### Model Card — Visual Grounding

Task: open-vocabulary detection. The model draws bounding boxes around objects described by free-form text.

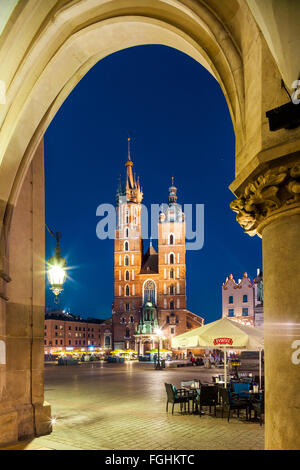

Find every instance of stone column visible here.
[231,160,300,450]
[0,140,51,446]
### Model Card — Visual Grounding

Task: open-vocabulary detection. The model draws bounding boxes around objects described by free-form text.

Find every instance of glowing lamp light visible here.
[46,229,67,303]
[154,327,163,337]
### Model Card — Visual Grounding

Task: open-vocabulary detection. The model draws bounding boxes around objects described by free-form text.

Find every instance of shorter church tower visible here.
[157,180,188,346]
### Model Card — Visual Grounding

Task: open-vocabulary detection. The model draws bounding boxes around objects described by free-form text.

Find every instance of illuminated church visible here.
[112,139,204,353]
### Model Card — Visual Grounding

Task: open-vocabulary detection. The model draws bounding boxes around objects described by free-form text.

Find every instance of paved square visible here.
[5,362,264,450]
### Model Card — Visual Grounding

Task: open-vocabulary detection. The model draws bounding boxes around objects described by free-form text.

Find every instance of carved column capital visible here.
[230,161,300,236]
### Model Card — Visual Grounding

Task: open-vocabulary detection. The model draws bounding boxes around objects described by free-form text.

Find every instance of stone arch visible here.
[0,0,299,451]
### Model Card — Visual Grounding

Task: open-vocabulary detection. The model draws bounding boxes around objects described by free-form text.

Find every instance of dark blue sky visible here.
[44,45,262,323]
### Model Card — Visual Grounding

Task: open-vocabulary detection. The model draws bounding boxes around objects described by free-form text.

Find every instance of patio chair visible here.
[165,383,190,415]
[219,387,250,422]
[250,395,264,426]
[232,382,251,398]
[194,385,219,417]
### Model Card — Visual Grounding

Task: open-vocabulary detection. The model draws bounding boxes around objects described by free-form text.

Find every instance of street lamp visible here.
[154,327,163,370]
[46,225,67,303]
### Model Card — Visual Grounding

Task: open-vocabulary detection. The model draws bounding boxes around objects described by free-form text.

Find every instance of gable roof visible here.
[141,245,158,274]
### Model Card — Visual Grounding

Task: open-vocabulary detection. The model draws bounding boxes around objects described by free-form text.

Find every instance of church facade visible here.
[112,141,204,353]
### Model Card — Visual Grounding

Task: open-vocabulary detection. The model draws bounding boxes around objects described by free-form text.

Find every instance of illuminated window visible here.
[242,308,249,316]
[143,280,156,304]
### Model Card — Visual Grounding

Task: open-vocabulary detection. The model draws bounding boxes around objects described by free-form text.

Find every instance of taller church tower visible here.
[112,139,144,349]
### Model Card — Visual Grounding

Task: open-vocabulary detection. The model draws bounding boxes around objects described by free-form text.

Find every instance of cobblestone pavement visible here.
[4,362,264,450]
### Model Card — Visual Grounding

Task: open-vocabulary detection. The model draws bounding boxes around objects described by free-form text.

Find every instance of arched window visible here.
[143,280,156,304]
[124,241,129,251]
[125,285,130,296]
[169,234,174,245]
[124,255,129,266]
[125,227,129,238]
[125,207,129,224]
[169,253,175,264]
[170,269,174,279]
[125,270,130,281]
[130,316,134,323]
[170,284,174,295]
[170,300,174,310]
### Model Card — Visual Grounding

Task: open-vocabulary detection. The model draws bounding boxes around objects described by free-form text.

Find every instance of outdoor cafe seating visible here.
[165,375,264,424]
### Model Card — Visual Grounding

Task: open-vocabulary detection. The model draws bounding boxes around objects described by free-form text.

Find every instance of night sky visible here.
[44,45,262,323]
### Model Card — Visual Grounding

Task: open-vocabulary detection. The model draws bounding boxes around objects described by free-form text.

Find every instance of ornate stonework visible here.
[230,162,300,236]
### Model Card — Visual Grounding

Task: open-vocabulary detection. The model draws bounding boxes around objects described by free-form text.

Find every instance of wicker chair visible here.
[194,385,219,417]
[219,387,250,422]
[250,395,264,426]
[165,383,190,415]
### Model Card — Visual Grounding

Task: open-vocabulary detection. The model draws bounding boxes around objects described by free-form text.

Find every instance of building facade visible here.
[222,269,264,327]
[44,310,112,354]
[112,142,204,353]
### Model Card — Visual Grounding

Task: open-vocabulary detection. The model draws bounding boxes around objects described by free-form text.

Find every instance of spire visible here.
[125,137,134,189]
[123,137,143,203]
[168,176,178,204]
[127,136,132,161]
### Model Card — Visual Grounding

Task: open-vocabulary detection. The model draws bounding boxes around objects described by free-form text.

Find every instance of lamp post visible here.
[46,224,67,303]
[154,327,163,370]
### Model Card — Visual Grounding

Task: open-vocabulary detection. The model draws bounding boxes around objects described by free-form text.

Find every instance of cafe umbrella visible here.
[172,318,264,388]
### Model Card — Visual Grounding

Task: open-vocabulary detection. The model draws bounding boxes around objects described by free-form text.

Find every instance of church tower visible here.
[112,138,143,349]
[157,179,187,344]
[112,146,204,352]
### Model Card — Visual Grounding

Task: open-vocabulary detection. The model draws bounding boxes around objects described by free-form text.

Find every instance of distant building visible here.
[44,309,112,354]
[222,269,264,327]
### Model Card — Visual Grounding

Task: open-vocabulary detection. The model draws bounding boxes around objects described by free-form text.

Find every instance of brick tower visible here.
[112,142,203,352]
